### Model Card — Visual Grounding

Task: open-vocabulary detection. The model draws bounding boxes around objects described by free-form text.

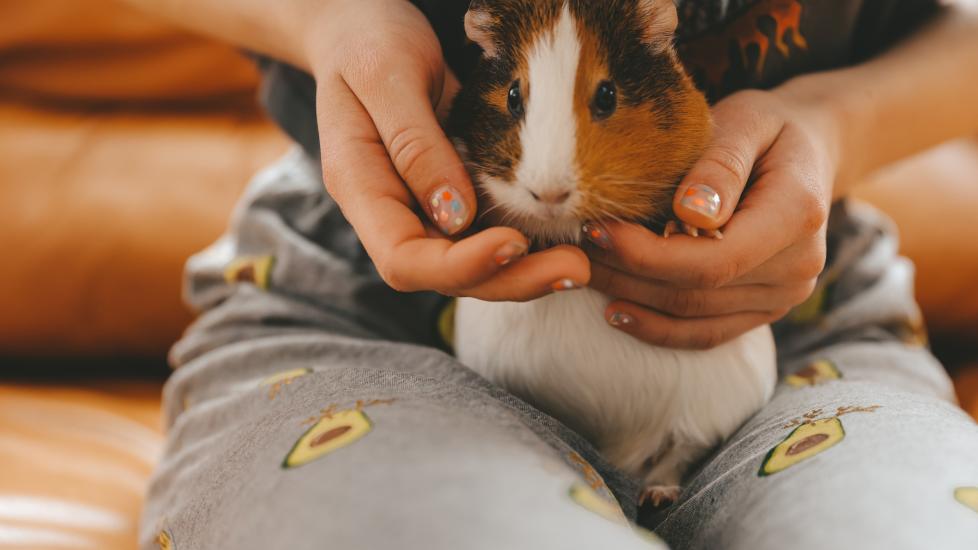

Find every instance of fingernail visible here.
[680,184,721,220]
[429,185,468,235]
[493,241,528,266]
[551,279,580,292]
[608,312,636,328]
[582,222,612,250]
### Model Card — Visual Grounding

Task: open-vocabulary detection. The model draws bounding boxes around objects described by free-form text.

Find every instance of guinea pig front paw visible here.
[639,484,681,508]
[663,220,723,240]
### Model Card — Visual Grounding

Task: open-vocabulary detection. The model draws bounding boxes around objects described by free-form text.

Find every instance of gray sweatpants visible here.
[141,149,978,550]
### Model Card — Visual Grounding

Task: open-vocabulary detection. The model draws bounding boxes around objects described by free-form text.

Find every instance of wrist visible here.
[773,71,859,198]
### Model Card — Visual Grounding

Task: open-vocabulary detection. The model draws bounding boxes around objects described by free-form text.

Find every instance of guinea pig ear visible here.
[636,0,679,52]
[464,5,499,59]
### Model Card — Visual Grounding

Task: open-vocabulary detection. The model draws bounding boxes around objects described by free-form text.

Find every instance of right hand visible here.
[306,0,589,300]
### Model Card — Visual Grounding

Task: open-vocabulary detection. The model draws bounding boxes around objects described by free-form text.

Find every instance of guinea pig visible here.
[449,0,777,507]
[448,0,714,244]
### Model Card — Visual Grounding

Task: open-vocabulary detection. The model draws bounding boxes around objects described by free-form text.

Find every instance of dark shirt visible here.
[259,0,939,159]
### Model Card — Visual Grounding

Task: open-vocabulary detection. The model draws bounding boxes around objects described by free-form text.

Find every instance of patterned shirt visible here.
[257,0,940,160]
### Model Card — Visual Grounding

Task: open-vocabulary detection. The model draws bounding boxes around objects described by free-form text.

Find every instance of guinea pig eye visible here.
[507,80,525,119]
[591,81,617,120]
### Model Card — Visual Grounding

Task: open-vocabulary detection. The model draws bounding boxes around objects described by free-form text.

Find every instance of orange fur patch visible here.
[574,22,711,224]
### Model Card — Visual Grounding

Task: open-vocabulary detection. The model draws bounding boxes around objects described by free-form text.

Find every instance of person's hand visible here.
[307,0,588,300]
[585,88,838,349]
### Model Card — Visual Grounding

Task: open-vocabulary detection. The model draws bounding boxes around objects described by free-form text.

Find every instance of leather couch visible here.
[0,2,974,549]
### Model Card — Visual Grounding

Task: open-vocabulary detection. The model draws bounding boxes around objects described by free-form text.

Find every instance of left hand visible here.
[585,88,839,350]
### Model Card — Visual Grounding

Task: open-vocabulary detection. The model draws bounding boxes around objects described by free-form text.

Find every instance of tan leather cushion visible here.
[0,100,289,357]
[0,0,260,104]
[0,382,163,550]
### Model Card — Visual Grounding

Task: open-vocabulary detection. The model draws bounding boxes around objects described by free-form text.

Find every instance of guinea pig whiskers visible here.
[477,200,508,222]
[582,193,640,221]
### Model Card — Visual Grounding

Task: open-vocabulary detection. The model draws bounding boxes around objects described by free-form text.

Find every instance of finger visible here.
[673,93,784,230]
[604,301,783,350]
[343,56,474,236]
[460,245,591,302]
[590,263,814,317]
[730,230,827,286]
[318,77,530,292]
[587,149,825,289]
[434,68,461,124]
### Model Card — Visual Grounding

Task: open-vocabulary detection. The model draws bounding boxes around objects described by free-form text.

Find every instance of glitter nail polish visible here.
[551,279,580,292]
[582,222,612,250]
[430,185,468,235]
[609,312,636,327]
[679,184,721,220]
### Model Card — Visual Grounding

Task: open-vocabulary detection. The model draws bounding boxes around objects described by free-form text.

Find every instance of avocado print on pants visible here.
[284,399,395,469]
[760,405,881,476]
[283,409,372,469]
[261,367,312,400]
[567,484,668,548]
[759,418,844,476]
[569,483,628,525]
[156,529,174,550]
[785,360,842,387]
[224,255,275,290]
[956,487,978,514]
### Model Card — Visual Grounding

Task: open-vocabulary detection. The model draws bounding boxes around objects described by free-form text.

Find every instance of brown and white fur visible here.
[448,0,776,506]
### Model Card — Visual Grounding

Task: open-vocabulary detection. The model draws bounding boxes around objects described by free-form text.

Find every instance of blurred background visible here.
[0,1,975,549]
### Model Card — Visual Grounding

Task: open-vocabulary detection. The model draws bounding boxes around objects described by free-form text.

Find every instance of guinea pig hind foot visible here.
[636,439,709,508]
[639,485,681,508]
[664,220,723,240]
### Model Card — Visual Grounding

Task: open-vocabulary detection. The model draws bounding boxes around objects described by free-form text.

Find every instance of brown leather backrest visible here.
[0,0,261,104]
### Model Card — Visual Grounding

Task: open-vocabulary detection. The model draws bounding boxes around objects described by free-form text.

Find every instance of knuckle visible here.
[701,144,751,185]
[665,290,702,317]
[798,190,829,235]
[387,125,438,183]
[797,252,827,280]
[695,261,738,289]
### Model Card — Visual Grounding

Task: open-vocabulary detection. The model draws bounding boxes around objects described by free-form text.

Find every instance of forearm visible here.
[119,0,330,71]
[777,3,978,197]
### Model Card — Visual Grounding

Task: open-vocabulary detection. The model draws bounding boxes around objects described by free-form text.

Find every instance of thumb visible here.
[346,60,475,237]
[673,98,781,230]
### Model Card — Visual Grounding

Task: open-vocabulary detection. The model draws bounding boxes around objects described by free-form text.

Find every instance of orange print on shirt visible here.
[680,0,808,88]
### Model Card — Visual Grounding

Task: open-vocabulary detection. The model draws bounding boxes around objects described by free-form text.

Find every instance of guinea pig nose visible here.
[532,190,572,205]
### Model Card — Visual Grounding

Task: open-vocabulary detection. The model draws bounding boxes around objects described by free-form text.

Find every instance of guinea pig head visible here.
[449,0,711,245]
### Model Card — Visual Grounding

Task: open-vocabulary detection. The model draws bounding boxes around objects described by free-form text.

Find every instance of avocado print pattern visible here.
[785,360,842,388]
[568,483,668,547]
[760,405,881,476]
[566,451,608,493]
[955,487,978,514]
[224,255,275,290]
[759,418,844,476]
[262,368,313,400]
[569,483,628,525]
[156,529,174,550]
[283,409,373,469]
[284,399,396,469]
[438,299,457,349]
